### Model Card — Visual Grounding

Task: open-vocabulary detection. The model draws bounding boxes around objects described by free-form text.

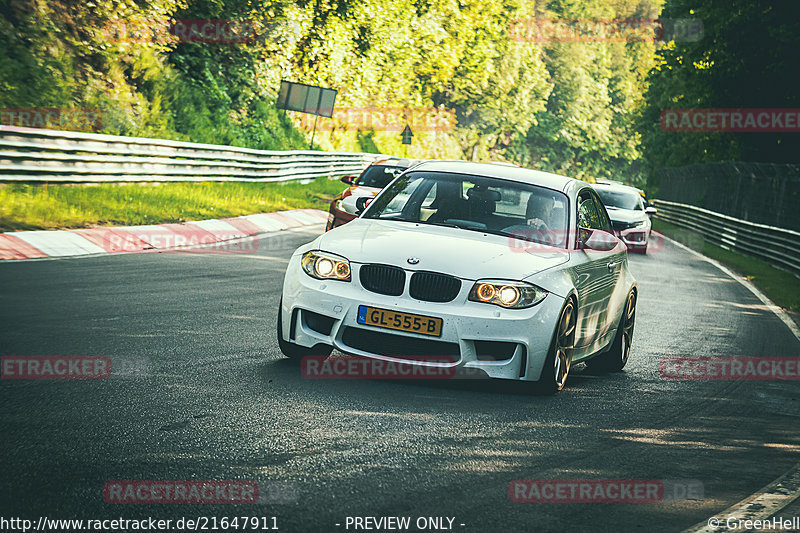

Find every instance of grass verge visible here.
[0,178,347,231]
[653,218,800,313]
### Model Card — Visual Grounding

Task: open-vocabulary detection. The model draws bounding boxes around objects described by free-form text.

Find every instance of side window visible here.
[577,192,602,230]
[591,191,614,233]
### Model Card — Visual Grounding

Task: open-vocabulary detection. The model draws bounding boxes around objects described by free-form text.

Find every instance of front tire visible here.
[586,290,636,372]
[533,298,576,395]
[277,300,333,360]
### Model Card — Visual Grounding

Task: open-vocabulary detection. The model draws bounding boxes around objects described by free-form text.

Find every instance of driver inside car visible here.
[519,192,564,247]
[526,193,557,231]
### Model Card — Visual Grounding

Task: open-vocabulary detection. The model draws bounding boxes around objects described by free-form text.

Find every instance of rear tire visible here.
[277,300,333,360]
[533,298,576,395]
[586,290,636,372]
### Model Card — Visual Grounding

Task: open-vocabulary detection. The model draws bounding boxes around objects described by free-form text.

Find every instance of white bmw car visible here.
[278,161,637,393]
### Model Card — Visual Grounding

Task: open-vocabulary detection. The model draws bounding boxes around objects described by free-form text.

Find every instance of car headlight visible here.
[468,280,547,309]
[630,219,647,229]
[301,251,351,281]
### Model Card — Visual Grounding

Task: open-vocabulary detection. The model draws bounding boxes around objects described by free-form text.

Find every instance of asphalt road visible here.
[1,226,799,532]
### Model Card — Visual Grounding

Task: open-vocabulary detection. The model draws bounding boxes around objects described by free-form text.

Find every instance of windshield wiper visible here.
[372,217,462,229]
[372,216,417,223]
[422,220,462,229]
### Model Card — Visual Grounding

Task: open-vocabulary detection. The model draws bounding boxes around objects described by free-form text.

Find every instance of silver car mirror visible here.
[579,227,619,252]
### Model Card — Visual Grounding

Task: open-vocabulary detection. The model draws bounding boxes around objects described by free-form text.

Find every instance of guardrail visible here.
[654,199,800,276]
[0,126,384,182]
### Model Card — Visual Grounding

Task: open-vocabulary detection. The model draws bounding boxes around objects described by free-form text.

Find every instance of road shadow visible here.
[262,356,623,398]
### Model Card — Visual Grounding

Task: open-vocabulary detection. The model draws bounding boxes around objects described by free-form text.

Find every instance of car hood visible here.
[342,186,381,200]
[316,219,569,281]
[604,207,647,224]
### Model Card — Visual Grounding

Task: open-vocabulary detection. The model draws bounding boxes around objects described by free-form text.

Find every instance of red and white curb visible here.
[0,208,328,260]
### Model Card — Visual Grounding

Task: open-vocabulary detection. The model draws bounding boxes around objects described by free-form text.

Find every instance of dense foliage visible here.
[639,0,800,181]
[1,0,664,183]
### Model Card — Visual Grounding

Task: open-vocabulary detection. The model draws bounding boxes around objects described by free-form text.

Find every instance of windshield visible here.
[595,188,643,211]
[356,164,407,188]
[363,171,570,249]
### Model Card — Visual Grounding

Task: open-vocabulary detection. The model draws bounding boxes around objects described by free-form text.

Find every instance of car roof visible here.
[407,160,579,193]
[593,180,644,195]
[370,157,422,168]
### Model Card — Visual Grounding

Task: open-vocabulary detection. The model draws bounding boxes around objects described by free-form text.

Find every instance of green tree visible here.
[640,0,800,185]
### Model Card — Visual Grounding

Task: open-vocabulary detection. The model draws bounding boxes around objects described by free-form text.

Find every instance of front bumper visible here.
[280,256,565,382]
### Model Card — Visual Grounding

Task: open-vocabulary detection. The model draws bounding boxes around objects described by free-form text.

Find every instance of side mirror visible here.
[645,206,657,216]
[355,196,372,214]
[578,227,619,252]
[340,175,356,185]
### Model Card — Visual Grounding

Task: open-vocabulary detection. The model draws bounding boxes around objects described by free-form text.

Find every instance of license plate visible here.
[357,305,443,337]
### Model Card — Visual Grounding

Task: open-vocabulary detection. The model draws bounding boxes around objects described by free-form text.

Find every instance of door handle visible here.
[607,261,620,271]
